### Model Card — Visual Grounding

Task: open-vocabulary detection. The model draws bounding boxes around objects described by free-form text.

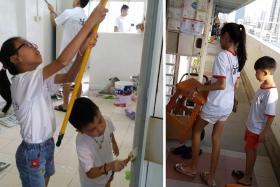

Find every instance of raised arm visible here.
[47,2,58,26]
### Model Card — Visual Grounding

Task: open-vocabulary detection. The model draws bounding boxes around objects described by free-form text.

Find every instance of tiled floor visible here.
[166,42,279,187]
[166,143,279,187]
[0,92,135,187]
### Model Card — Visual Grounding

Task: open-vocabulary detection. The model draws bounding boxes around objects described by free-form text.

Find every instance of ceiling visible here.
[214,0,256,13]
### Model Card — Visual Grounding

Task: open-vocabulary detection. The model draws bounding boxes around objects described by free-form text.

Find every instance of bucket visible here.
[114,81,134,107]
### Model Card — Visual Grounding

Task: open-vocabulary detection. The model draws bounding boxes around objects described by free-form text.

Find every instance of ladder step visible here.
[166,63,175,66]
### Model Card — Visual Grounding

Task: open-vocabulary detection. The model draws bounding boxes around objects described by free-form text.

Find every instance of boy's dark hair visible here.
[254,56,277,73]
[221,23,247,72]
[80,0,89,8]
[121,4,129,11]
[69,97,99,130]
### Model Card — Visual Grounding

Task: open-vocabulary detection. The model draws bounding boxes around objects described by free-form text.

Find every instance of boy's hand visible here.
[110,160,126,172]
[91,3,108,24]
[259,131,266,143]
[112,141,119,157]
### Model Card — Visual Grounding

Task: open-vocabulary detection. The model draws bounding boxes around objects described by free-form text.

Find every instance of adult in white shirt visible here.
[47,0,89,112]
[114,4,131,32]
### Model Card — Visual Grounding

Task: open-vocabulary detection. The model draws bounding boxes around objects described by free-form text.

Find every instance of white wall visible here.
[0,0,55,65]
[88,33,144,89]
[0,0,18,44]
[244,33,280,144]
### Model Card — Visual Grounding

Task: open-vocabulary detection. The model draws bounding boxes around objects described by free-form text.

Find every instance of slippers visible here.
[200,171,216,187]
[232,170,244,180]
[174,163,197,177]
[54,105,67,112]
[0,162,10,172]
[237,178,252,186]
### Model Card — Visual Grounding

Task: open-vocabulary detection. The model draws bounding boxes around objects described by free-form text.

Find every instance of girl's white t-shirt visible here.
[246,87,278,134]
[76,116,115,187]
[11,68,60,143]
[202,50,240,116]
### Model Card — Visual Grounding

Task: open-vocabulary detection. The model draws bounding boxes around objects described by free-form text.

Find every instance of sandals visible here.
[200,171,216,187]
[0,162,10,172]
[175,163,197,177]
[237,177,252,186]
[54,105,67,112]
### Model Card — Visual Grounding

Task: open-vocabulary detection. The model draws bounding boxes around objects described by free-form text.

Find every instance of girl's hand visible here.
[79,33,98,55]
[187,87,199,98]
[91,3,108,24]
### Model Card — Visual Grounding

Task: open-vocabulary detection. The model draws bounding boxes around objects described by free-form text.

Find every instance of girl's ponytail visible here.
[237,24,247,71]
[221,23,247,72]
[0,37,21,75]
[0,37,21,113]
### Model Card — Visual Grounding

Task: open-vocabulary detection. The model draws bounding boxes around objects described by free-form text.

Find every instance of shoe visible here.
[172,145,191,155]
[181,149,202,159]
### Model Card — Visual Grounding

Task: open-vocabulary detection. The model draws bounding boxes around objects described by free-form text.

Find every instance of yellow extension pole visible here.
[56,0,108,147]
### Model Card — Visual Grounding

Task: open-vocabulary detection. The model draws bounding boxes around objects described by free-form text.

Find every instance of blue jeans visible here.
[16,138,55,187]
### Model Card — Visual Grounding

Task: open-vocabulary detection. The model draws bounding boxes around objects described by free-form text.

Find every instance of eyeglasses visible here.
[13,42,38,55]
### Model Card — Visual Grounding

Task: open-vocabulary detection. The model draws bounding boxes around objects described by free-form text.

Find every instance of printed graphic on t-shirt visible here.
[79,18,85,25]
[232,64,239,75]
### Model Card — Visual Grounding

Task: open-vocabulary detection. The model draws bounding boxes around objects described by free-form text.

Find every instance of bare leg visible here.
[45,177,50,187]
[238,149,256,184]
[207,121,225,182]
[190,116,209,170]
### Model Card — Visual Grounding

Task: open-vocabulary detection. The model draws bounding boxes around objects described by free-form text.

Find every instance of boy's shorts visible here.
[16,138,55,187]
[199,111,229,125]
[244,128,259,150]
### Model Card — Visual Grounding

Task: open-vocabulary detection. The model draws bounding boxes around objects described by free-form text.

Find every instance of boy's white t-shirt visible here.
[11,69,60,143]
[246,87,278,134]
[76,116,115,187]
[115,16,131,32]
[202,50,240,116]
[55,7,87,56]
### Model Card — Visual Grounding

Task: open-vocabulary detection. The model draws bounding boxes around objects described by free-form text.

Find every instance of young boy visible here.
[237,56,278,186]
[69,97,128,187]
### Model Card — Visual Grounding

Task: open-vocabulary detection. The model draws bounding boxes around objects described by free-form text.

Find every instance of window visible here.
[85,0,145,33]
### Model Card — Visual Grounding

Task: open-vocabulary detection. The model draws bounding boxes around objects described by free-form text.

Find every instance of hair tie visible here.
[239,24,243,31]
